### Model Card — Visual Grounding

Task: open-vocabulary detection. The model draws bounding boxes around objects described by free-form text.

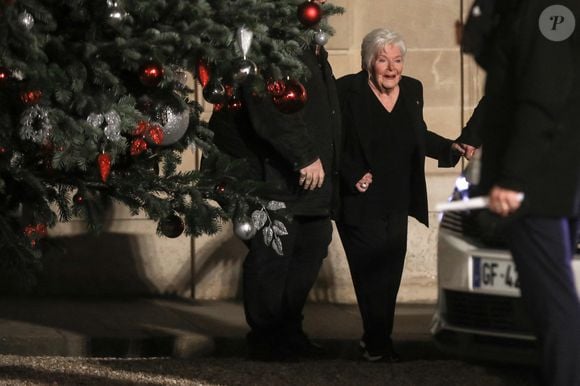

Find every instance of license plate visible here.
[472,256,520,295]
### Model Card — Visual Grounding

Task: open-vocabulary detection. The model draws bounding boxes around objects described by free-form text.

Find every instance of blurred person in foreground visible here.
[462,0,580,384]
[334,27,477,362]
[208,0,341,362]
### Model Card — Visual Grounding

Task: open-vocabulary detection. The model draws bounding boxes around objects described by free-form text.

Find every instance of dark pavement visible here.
[0,299,541,385]
[0,298,437,360]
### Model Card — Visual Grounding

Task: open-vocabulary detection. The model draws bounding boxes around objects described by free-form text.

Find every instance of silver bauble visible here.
[18,11,35,30]
[153,104,190,146]
[314,30,329,46]
[234,220,257,240]
[108,7,128,25]
[232,59,258,83]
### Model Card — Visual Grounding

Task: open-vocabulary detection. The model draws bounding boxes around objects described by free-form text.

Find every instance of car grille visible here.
[439,210,509,248]
[439,211,463,234]
[443,289,535,335]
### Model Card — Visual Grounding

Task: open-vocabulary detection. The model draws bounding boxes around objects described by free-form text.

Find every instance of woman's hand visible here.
[452,142,477,160]
[355,172,373,193]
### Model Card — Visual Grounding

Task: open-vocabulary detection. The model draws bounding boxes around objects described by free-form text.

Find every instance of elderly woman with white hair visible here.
[335,28,474,362]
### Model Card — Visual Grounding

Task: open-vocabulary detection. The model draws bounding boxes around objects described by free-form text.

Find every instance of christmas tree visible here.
[0,0,343,290]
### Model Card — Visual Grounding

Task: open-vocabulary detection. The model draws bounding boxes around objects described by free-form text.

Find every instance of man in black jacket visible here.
[208,21,341,360]
[464,1,580,384]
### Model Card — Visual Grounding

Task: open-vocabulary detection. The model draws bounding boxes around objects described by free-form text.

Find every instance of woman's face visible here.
[371,44,404,92]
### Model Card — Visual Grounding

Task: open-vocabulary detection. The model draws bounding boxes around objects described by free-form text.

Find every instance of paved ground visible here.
[0,298,540,385]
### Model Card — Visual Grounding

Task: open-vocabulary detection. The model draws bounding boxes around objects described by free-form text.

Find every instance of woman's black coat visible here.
[336,71,457,226]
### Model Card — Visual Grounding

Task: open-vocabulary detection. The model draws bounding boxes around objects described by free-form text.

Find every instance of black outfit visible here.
[465,1,580,385]
[209,46,341,359]
[335,71,458,357]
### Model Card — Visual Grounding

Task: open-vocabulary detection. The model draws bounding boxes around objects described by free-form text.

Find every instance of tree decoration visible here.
[131,120,164,153]
[19,105,52,144]
[228,94,243,111]
[20,89,42,105]
[297,1,322,27]
[232,27,258,83]
[139,61,164,87]
[73,192,84,205]
[0,0,345,287]
[158,214,185,238]
[234,218,257,240]
[152,101,189,145]
[18,11,34,30]
[23,223,47,247]
[130,137,148,155]
[106,0,128,26]
[202,78,227,104]
[272,79,308,114]
[266,79,287,97]
[314,30,329,46]
[196,59,210,88]
[0,66,11,85]
[250,201,288,255]
[97,152,112,182]
[215,182,227,194]
[87,111,122,142]
[145,124,164,145]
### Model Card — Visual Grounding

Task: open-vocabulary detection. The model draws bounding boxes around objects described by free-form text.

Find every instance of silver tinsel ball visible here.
[18,11,35,30]
[87,111,122,142]
[153,103,190,145]
[314,30,329,46]
[232,59,258,83]
[234,220,257,240]
[20,105,52,144]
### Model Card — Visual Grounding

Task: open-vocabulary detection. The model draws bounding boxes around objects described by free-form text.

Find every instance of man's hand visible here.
[489,186,523,217]
[355,172,373,193]
[299,158,325,190]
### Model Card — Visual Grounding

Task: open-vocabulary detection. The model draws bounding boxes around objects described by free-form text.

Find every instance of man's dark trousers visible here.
[507,216,580,386]
[243,215,333,346]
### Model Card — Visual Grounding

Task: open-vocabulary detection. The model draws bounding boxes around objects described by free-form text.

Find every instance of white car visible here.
[431,169,580,364]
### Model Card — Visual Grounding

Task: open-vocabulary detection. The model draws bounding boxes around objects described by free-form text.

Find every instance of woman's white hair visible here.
[361,28,407,72]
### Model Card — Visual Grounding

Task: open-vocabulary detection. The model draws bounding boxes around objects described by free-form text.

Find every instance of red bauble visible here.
[20,89,42,105]
[266,79,287,97]
[297,1,322,27]
[196,59,210,88]
[215,182,227,194]
[272,79,308,114]
[146,124,164,145]
[133,120,149,136]
[0,66,10,85]
[130,138,148,155]
[227,95,243,111]
[139,61,164,87]
[97,152,112,182]
[24,223,47,247]
[73,193,84,205]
